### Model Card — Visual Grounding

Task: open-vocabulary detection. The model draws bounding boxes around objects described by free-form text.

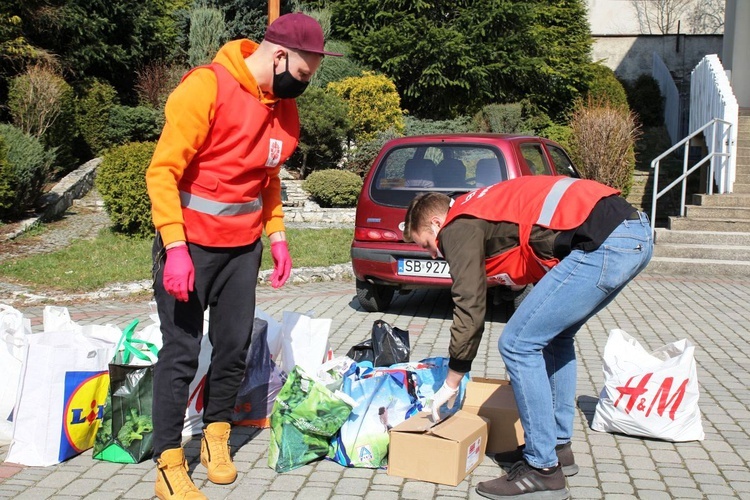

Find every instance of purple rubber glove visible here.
[270,241,292,288]
[163,245,194,302]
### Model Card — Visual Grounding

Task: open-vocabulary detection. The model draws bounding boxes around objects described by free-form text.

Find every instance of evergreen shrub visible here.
[328,72,404,142]
[304,169,363,208]
[290,87,350,178]
[0,123,56,219]
[96,141,156,238]
[473,103,530,134]
[105,105,163,148]
[404,115,474,135]
[587,64,629,110]
[345,128,401,176]
[625,74,664,127]
[77,80,119,156]
[0,138,13,219]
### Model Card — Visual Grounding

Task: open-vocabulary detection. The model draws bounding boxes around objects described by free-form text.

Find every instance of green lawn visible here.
[0,228,353,293]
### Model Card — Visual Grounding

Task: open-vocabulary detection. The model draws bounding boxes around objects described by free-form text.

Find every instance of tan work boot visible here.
[200,422,237,484]
[154,447,206,500]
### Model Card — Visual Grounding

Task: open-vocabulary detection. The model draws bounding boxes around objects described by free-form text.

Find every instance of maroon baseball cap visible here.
[264,12,343,57]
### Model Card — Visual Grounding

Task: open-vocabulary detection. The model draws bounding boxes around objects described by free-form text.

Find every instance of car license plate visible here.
[397,259,451,278]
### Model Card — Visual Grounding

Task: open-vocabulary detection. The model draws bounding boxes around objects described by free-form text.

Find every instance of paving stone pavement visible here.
[1,273,749,499]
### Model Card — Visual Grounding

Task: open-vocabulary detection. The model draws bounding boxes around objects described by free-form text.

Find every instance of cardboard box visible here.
[387,410,489,486]
[462,378,524,453]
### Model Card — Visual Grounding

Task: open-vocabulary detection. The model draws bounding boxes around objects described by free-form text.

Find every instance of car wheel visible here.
[356,279,395,312]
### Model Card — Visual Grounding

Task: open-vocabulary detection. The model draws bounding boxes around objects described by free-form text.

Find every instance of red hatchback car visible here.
[351,133,580,312]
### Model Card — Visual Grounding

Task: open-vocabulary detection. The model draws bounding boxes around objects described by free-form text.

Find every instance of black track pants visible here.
[151,236,262,456]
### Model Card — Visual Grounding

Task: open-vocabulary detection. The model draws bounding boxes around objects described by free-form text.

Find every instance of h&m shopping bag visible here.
[6,330,115,466]
[0,304,32,443]
[94,320,159,463]
[233,318,287,428]
[268,366,355,472]
[591,329,704,442]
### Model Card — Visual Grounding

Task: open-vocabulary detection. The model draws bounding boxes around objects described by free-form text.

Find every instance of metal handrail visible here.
[650,118,733,237]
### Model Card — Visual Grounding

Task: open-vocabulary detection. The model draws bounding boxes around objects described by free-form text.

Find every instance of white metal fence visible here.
[652,52,682,144]
[690,55,739,193]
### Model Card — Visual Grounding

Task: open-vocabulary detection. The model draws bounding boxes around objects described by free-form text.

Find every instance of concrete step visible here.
[692,193,750,207]
[654,228,750,245]
[653,243,750,260]
[684,205,750,219]
[646,256,750,276]
[668,217,750,232]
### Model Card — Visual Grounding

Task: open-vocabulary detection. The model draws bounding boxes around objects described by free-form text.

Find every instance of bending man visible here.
[405,175,653,500]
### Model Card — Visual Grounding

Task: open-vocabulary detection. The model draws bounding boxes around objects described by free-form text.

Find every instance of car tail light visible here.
[355,227,400,241]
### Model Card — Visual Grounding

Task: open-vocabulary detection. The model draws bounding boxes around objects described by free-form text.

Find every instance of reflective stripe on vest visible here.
[536,177,579,226]
[180,191,262,216]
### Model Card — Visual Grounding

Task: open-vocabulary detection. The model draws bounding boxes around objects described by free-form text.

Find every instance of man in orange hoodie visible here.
[146,13,341,500]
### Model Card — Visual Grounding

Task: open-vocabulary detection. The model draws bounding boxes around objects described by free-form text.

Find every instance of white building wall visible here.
[587,0,722,35]
[723,0,750,107]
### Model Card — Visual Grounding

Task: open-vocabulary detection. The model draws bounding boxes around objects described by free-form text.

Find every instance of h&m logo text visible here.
[614,373,688,421]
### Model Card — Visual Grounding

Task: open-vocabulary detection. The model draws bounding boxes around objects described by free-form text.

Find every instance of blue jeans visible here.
[498,212,653,469]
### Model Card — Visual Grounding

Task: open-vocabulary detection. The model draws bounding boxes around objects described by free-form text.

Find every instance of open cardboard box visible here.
[461,378,524,453]
[387,410,489,486]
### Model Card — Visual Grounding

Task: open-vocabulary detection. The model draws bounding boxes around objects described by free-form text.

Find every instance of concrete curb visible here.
[1,264,356,304]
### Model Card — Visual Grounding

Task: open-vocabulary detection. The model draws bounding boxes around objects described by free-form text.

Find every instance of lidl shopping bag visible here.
[591,329,704,442]
[6,330,114,466]
[0,305,32,444]
[268,366,355,472]
[94,320,159,463]
[328,370,417,468]
[233,318,287,428]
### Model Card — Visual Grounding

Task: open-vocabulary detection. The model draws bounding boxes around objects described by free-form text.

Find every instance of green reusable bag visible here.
[93,320,159,464]
[268,366,354,472]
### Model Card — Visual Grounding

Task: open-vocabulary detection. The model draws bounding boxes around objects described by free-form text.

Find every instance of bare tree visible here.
[688,0,725,34]
[631,0,693,34]
[7,63,69,138]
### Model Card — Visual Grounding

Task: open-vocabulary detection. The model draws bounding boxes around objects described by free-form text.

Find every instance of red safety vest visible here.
[178,63,300,246]
[441,176,619,286]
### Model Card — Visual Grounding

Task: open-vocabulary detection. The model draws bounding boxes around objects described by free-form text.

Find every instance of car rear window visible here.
[370,144,507,207]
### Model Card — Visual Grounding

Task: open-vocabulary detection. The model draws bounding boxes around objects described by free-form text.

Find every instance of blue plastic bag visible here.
[328,369,416,468]
[390,357,471,417]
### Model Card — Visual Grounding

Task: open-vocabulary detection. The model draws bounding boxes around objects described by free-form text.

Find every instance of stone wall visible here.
[593,34,723,82]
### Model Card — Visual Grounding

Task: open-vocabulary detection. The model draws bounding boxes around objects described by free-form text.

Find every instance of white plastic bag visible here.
[280,311,332,375]
[0,304,32,443]
[43,305,79,333]
[43,305,121,348]
[255,308,282,362]
[591,329,704,442]
[6,330,115,466]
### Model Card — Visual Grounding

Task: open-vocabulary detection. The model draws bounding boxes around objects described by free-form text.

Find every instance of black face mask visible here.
[273,56,309,99]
